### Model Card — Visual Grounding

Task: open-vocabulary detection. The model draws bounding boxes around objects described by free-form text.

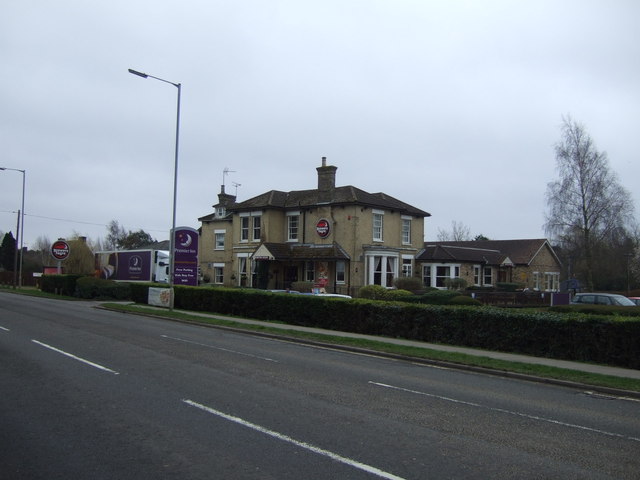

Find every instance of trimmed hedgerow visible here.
[75,277,131,300]
[40,274,84,296]
[163,286,640,369]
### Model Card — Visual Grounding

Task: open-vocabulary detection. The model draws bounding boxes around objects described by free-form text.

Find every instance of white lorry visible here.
[95,249,170,283]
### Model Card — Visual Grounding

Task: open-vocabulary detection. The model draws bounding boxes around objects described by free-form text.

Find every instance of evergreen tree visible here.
[0,232,16,271]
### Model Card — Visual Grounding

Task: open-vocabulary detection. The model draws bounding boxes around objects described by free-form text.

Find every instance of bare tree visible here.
[103,220,156,250]
[104,220,126,250]
[545,116,634,291]
[33,235,52,266]
[437,220,472,241]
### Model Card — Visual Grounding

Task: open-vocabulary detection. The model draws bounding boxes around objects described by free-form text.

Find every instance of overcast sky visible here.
[1,0,638,250]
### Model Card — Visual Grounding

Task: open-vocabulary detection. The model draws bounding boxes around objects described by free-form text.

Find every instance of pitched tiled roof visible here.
[417,244,510,265]
[230,185,430,217]
[419,239,558,266]
[254,242,351,261]
[198,211,232,222]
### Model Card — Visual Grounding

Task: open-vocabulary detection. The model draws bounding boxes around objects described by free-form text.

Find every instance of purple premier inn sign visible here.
[173,226,199,286]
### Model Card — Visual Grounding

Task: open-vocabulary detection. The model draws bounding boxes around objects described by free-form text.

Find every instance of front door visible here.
[284,266,298,289]
[256,260,270,289]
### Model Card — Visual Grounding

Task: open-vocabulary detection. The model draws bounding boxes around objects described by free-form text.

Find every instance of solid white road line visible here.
[183,399,406,480]
[369,381,640,443]
[31,339,119,375]
[161,334,279,362]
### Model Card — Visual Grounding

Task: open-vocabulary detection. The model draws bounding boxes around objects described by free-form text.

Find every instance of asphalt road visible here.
[1,292,639,479]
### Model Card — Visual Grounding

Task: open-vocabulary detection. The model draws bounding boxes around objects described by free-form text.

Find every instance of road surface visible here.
[1,292,638,479]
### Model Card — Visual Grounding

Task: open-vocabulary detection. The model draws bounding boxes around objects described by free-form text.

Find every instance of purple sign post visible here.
[173,226,199,286]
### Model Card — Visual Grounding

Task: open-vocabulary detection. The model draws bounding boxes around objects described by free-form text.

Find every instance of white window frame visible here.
[423,263,462,289]
[401,216,411,245]
[365,252,397,287]
[483,266,493,286]
[544,272,559,292]
[401,255,413,277]
[240,211,262,243]
[237,253,249,286]
[533,271,541,291]
[423,264,432,287]
[372,209,384,242]
[435,265,451,288]
[336,260,346,284]
[473,265,481,286]
[305,261,315,282]
[252,213,261,242]
[287,211,300,242]
[213,263,224,284]
[214,229,225,250]
[240,213,250,242]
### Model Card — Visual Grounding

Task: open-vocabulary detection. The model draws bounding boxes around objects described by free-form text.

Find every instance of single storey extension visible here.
[417,239,561,291]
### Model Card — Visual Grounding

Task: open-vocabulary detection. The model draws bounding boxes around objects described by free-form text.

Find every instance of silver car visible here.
[571,293,636,306]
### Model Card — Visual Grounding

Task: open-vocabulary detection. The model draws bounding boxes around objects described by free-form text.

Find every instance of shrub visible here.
[384,289,414,301]
[444,277,467,290]
[550,304,640,317]
[393,276,423,292]
[449,295,482,306]
[75,277,131,300]
[358,285,389,300]
[40,274,84,296]
[416,289,460,305]
[130,283,152,304]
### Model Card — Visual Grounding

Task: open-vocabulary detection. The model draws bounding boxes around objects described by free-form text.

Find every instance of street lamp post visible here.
[128,69,181,309]
[1,167,25,288]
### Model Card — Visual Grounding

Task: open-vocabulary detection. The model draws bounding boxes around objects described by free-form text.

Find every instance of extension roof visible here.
[417,239,559,266]
[417,244,512,266]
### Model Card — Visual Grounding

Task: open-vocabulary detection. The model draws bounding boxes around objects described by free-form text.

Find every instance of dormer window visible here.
[216,206,226,218]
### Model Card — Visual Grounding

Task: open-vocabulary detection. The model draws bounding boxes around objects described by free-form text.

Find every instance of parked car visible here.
[300,292,352,299]
[571,293,637,306]
[628,297,640,306]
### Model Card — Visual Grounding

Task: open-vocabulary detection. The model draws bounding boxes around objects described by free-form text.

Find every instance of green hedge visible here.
[550,304,640,317]
[400,290,482,306]
[40,275,158,301]
[41,274,84,296]
[159,286,640,369]
[75,277,131,300]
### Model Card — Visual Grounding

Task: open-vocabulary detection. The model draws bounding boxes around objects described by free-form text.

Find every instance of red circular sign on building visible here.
[316,218,331,238]
[51,240,70,260]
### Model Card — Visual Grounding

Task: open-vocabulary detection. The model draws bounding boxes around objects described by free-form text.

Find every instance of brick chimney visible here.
[316,157,337,202]
[217,184,236,207]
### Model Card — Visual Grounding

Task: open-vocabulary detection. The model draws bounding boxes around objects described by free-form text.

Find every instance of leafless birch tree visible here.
[545,116,634,291]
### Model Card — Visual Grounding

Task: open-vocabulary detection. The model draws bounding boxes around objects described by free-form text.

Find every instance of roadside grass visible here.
[101,302,640,394]
[0,286,80,300]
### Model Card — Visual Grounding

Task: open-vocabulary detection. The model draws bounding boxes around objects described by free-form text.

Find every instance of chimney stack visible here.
[316,156,337,202]
[217,184,236,207]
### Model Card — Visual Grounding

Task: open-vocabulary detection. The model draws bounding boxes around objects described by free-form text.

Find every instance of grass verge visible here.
[101,302,640,394]
[0,286,80,300]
